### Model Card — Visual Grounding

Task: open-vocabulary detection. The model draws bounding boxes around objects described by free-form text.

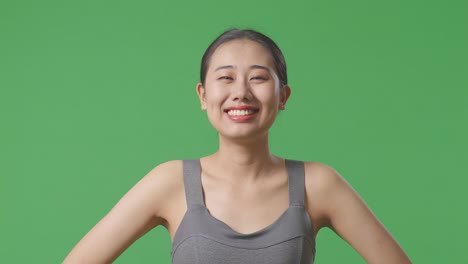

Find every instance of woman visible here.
[64,29,411,264]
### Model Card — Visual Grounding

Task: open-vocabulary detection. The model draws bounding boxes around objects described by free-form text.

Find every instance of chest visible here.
[167,172,290,238]
[203,180,289,235]
[170,166,316,264]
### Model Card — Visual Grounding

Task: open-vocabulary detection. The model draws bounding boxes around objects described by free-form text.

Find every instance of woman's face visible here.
[197,39,290,140]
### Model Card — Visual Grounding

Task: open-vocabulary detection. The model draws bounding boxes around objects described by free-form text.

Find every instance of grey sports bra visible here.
[171,159,316,264]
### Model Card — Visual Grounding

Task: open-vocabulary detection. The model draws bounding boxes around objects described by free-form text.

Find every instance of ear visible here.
[279,85,291,110]
[196,83,207,110]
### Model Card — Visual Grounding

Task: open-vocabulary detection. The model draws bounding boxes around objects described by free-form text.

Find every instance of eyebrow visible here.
[214,65,235,71]
[214,64,273,73]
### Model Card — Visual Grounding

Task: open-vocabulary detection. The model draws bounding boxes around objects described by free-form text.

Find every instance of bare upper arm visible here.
[63,160,183,264]
[304,162,411,264]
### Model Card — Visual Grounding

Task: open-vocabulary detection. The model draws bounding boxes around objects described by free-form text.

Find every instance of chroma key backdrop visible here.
[1,0,467,263]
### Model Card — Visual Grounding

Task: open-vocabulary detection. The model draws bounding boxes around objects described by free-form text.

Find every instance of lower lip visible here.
[226,112,257,121]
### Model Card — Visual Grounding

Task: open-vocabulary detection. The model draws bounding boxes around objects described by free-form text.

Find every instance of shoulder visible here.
[303,161,345,194]
[138,160,183,192]
[130,160,185,220]
[144,159,183,185]
[302,161,353,230]
[145,159,184,194]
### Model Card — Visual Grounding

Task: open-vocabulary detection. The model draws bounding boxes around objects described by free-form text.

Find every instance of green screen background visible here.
[1,0,467,263]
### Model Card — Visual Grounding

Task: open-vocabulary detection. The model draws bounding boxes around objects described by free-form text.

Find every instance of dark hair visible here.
[200,29,287,87]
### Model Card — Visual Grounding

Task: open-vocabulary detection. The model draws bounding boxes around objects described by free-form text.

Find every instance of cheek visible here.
[205,88,227,109]
[254,86,280,106]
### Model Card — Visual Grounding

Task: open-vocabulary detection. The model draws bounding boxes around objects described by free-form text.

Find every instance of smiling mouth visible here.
[226,109,259,116]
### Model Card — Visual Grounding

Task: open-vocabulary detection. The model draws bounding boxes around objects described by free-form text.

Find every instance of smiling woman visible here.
[196,32,290,141]
[63,29,412,264]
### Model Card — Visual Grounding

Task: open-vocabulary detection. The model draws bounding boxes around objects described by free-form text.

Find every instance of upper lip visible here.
[224,105,259,112]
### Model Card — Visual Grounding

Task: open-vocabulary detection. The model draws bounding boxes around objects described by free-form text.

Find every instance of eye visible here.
[250,76,268,81]
[218,76,233,80]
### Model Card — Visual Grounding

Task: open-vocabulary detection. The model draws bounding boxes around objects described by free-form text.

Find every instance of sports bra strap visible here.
[182,159,204,208]
[285,159,306,207]
[182,159,306,208]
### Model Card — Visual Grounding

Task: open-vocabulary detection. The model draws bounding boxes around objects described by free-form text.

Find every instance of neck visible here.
[209,133,281,182]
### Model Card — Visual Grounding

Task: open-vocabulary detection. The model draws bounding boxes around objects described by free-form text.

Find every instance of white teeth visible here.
[227,109,256,116]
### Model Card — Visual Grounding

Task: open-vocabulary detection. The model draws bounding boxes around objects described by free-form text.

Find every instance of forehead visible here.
[208,39,274,70]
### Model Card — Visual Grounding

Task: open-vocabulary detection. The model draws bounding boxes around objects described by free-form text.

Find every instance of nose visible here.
[231,79,252,102]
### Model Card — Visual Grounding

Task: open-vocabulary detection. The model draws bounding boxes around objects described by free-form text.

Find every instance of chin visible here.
[218,127,269,141]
